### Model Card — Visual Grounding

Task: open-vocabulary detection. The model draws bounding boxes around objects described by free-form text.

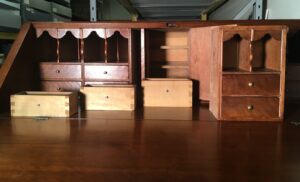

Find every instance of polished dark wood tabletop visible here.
[1,105,300,181]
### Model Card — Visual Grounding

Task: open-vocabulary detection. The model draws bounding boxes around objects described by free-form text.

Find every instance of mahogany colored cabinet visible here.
[36,27,134,92]
[207,25,288,121]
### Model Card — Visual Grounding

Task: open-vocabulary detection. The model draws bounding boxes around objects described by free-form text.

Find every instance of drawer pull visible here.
[56,70,61,74]
[248,82,254,87]
[247,105,254,110]
[57,87,62,91]
[105,96,109,99]
[104,71,108,75]
[166,89,170,93]
[37,104,41,107]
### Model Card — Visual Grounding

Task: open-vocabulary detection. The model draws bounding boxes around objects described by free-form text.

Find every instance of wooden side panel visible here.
[0,23,40,112]
[11,92,77,117]
[142,79,192,107]
[80,86,135,111]
[209,28,221,119]
[189,27,214,101]
[279,28,287,120]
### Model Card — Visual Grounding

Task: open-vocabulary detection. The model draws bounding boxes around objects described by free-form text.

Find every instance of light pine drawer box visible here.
[80,85,135,111]
[11,92,78,117]
[142,79,192,107]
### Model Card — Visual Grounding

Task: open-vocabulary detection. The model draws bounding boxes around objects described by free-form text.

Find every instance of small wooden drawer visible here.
[11,91,78,117]
[84,65,129,81]
[221,96,279,120]
[40,63,81,80]
[222,74,280,96]
[80,85,135,111]
[41,81,81,92]
[142,79,192,107]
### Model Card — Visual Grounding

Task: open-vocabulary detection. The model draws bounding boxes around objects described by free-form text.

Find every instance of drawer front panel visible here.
[80,86,135,111]
[41,81,81,92]
[222,97,279,120]
[142,79,192,107]
[85,65,129,81]
[222,74,280,96]
[40,63,81,80]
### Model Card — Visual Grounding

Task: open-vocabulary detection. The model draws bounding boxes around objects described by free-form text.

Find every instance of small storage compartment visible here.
[80,85,135,111]
[221,97,279,120]
[39,63,81,80]
[142,79,192,107]
[222,74,280,96]
[41,81,81,92]
[11,91,77,117]
[84,64,129,81]
[145,29,189,78]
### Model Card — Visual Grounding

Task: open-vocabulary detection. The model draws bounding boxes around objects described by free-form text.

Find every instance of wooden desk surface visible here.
[0,104,300,181]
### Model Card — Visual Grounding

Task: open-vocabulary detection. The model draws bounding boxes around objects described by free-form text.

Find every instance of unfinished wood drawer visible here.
[80,85,135,111]
[11,92,77,117]
[84,65,129,81]
[41,81,81,92]
[221,96,279,121]
[142,79,192,107]
[222,74,280,96]
[40,63,81,80]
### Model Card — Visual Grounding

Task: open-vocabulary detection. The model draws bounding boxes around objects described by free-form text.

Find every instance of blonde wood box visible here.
[10,92,78,117]
[80,85,135,111]
[142,79,192,107]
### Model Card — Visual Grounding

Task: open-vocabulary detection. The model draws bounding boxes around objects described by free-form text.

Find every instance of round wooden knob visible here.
[248,82,254,87]
[57,87,61,91]
[56,70,61,74]
[104,71,108,74]
[166,89,169,93]
[247,105,254,110]
[105,96,109,99]
[37,104,41,107]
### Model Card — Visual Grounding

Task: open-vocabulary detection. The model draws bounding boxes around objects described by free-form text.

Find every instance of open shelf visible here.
[107,31,129,63]
[84,31,105,63]
[59,31,79,62]
[222,34,251,72]
[146,29,189,78]
[36,31,57,62]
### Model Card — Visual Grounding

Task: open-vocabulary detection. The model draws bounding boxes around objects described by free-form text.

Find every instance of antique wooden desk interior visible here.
[1,20,300,181]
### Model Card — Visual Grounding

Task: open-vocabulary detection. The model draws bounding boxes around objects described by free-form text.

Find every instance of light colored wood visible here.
[80,86,135,111]
[11,92,77,117]
[142,79,192,107]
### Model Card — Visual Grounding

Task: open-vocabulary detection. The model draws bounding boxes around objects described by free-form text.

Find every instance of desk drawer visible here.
[40,63,81,80]
[41,81,81,92]
[84,65,128,81]
[222,74,280,96]
[142,79,192,107]
[221,97,279,120]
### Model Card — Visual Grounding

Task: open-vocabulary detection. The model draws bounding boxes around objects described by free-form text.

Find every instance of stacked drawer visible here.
[221,74,281,120]
[39,63,82,92]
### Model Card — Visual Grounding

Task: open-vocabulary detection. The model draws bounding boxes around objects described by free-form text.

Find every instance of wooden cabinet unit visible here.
[208,25,288,121]
[36,28,134,92]
[141,28,193,107]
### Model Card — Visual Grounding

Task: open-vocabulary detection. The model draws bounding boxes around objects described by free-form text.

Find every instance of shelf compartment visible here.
[59,31,79,62]
[36,31,57,62]
[107,31,129,63]
[252,31,282,72]
[149,61,189,78]
[222,33,251,72]
[84,31,105,63]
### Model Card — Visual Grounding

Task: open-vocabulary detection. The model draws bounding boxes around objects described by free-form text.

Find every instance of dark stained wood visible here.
[1,105,300,181]
[39,63,82,80]
[222,74,280,96]
[84,65,129,81]
[0,24,40,112]
[222,96,280,121]
[41,81,81,92]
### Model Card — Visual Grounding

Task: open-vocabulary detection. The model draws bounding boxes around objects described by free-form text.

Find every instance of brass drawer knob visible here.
[248,82,254,87]
[247,105,254,110]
